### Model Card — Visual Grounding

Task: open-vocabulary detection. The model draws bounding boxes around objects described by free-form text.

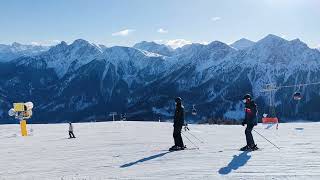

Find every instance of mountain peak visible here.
[287,39,315,52]
[290,38,308,45]
[59,41,68,46]
[12,42,22,47]
[48,39,98,54]
[135,41,158,46]
[259,34,286,43]
[134,41,171,49]
[71,39,92,47]
[253,34,288,49]
[49,41,68,52]
[230,38,255,50]
[133,41,173,56]
[208,41,233,50]
[208,40,227,46]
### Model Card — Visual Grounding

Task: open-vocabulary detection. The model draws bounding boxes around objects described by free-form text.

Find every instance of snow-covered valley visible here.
[1,121,320,179]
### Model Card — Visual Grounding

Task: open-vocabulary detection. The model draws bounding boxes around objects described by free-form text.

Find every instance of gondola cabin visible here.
[293,92,302,101]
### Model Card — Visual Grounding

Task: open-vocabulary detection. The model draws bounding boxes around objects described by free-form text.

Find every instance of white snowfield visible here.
[1,121,320,180]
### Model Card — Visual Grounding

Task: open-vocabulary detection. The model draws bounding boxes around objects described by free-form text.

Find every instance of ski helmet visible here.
[242,94,252,103]
[243,94,252,100]
[175,97,182,103]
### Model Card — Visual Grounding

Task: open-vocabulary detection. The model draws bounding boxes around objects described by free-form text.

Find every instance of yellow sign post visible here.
[20,120,28,136]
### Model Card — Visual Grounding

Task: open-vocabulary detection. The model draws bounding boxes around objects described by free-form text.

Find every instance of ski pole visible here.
[184,125,205,143]
[181,131,199,149]
[184,130,204,143]
[253,129,280,150]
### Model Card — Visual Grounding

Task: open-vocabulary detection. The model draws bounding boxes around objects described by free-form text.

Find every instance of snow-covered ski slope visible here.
[1,121,320,180]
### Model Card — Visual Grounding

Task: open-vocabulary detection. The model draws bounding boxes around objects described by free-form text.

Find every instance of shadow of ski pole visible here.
[120,151,171,168]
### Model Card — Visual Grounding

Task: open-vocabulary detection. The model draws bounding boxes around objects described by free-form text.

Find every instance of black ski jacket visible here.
[243,100,257,126]
[174,105,185,127]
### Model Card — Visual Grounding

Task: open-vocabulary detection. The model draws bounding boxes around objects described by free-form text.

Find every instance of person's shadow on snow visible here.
[218,151,251,175]
[120,151,171,168]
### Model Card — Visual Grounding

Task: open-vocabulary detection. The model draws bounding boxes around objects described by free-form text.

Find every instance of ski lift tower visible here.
[260,80,320,129]
[261,84,279,128]
[109,112,117,122]
[121,113,127,121]
[192,104,197,116]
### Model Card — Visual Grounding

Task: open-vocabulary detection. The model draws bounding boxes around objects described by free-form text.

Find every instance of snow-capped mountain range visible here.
[1,34,320,123]
[0,42,50,62]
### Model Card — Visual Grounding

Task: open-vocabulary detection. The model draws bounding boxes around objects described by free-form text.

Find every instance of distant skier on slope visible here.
[68,122,76,138]
[240,94,258,151]
[169,97,185,151]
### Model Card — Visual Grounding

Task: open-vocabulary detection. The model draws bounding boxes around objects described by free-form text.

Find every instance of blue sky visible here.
[0,0,319,48]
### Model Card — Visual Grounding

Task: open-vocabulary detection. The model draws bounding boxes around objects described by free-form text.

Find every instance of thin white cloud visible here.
[165,39,192,49]
[157,28,168,34]
[211,16,221,22]
[112,29,135,37]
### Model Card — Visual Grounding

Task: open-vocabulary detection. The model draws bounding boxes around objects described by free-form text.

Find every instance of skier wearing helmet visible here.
[240,94,258,151]
[169,97,185,151]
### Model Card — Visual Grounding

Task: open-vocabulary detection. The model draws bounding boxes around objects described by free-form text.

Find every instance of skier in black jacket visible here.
[169,97,185,151]
[240,94,258,151]
[68,122,76,138]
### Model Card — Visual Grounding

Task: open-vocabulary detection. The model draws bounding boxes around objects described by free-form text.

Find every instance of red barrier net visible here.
[262,117,279,124]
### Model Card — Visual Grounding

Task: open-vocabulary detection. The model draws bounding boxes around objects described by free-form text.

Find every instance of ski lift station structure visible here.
[261,81,320,128]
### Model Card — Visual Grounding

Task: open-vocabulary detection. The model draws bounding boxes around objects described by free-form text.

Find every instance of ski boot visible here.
[169,145,178,151]
[250,144,259,151]
[240,145,251,151]
[169,145,183,151]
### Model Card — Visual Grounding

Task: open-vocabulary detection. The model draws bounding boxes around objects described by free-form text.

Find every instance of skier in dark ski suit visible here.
[241,94,258,151]
[170,97,185,151]
[68,122,76,138]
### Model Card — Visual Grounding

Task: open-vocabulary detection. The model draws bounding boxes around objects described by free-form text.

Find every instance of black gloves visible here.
[241,121,245,126]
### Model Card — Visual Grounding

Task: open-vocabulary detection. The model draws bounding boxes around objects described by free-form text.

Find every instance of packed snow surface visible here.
[1,121,320,180]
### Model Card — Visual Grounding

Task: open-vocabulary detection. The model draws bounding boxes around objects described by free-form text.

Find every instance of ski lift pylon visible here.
[261,84,279,129]
[261,80,320,128]
[192,105,197,115]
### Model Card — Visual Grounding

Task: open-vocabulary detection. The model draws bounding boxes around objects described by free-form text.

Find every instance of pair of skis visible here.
[168,147,199,152]
[168,127,205,151]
